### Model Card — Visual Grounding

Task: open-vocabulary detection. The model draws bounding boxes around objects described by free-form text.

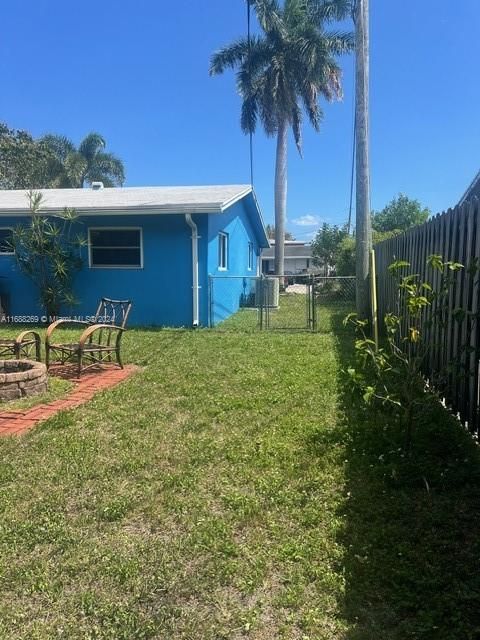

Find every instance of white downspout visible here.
[185,214,199,327]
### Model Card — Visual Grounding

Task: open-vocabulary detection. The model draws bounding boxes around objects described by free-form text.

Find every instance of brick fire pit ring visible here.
[0,360,47,402]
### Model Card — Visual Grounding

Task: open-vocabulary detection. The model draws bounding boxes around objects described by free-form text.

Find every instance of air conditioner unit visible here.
[255,277,279,308]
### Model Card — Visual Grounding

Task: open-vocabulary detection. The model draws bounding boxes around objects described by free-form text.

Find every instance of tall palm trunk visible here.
[274,120,288,276]
[355,0,372,317]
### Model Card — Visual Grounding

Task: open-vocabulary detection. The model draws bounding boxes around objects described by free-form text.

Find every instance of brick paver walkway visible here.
[0,364,138,437]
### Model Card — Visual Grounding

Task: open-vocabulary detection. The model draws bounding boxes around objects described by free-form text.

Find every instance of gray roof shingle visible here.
[0,185,252,215]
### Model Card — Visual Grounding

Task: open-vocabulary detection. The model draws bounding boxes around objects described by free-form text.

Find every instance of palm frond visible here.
[78,133,106,163]
[210,38,250,75]
[210,36,271,77]
[259,79,279,136]
[308,0,353,23]
[291,102,303,155]
[87,152,125,186]
[295,28,353,70]
[240,93,259,135]
[250,0,285,36]
[284,0,309,29]
[299,80,323,130]
[322,30,355,55]
[317,60,343,100]
[64,152,88,188]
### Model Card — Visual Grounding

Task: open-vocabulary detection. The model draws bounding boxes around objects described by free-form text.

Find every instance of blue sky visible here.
[2,0,479,240]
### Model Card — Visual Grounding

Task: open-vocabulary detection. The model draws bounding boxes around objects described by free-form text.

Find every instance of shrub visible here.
[9,191,86,319]
[345,255,463,452]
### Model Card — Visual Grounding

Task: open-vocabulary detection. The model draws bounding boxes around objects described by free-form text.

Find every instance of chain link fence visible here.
[262,274,315,331]
[314,276,356,304]
[209,275,356,332]
[209,276,261,331]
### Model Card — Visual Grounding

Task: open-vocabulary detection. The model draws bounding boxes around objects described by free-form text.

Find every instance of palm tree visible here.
[210,0,353,275]
[40,132,125,188]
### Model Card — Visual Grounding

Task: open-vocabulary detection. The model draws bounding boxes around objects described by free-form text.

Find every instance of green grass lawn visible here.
[213,291,353,332]
[7,376,72,412]
[0,310,479,638]
[212,290,310,332]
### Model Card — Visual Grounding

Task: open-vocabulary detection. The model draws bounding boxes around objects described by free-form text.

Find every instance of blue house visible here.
[0,184,269,327]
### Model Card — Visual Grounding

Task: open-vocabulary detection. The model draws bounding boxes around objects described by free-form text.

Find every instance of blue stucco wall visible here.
[0,223,40,318]
[0,213,208,327]
[206,199,260,326]
[74,213,210,326]
[0,199,263,328]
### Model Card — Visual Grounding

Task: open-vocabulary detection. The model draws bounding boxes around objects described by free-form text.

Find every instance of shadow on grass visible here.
[328,310,480,639]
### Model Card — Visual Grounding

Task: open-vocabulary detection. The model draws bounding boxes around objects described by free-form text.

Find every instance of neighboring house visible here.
[459,169,480,206]
[0,184,269,327]
[261,240,312,275]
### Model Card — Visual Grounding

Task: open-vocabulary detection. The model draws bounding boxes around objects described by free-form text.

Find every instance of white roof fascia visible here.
[0,204,227,217]
[219,185,253,212]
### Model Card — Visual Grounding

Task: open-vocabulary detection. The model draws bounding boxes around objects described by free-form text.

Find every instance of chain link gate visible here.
[209,275,356,331]
[260,274,316,331]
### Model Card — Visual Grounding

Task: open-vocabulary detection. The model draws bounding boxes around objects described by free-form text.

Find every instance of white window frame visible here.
[218,232,228,271]
[88,227,143,269]
[248,241,254,270]
[0,228,14,255]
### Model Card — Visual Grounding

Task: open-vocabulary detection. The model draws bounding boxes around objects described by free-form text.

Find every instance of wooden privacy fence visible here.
[375,197,480,434]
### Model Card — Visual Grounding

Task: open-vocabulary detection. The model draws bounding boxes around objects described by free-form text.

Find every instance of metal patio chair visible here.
[45,298,132,377]
[0,330,41,361]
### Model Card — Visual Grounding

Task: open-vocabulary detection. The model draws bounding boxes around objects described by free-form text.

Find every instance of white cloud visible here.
[292,214,320,227]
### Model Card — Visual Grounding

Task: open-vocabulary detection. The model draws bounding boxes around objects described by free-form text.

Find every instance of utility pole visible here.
[354,0,372,318]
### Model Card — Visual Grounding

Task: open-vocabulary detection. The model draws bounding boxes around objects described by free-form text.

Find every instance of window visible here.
[0,228,14,255]
[248,242,254,270]
[89,228,142,268]
[218,232,228,270]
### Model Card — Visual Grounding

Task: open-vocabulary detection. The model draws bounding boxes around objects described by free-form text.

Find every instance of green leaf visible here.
[388,260,410,273]
[363,387,375,403]
[343,312,357,326]
[427,254,444,271]
[447,262,463,271]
